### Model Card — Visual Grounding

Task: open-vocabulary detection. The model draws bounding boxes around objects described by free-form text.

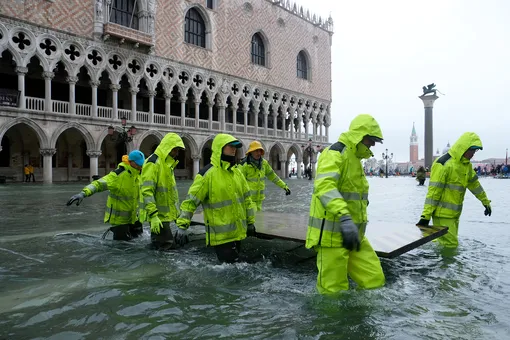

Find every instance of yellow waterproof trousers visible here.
[315,237,385,294]
[432,217,459,248]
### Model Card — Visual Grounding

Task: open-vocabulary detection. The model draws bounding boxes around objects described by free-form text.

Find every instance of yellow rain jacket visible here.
[177,133,256,246]
[421,132,490,220]
[139,133,185,223]
[82,162,141,225]
[306,114,383,249]
[238,157,288,210]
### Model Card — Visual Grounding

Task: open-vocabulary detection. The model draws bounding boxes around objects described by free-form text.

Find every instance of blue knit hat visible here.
[128,150,145,166]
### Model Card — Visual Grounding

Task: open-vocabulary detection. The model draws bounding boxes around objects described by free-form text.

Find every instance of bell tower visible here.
[410,122,418,163]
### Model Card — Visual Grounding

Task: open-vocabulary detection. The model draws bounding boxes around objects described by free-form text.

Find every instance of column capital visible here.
[129,87,139,95]
[109,84,121,91]
[40,148,56,156]
[178,97,186,103]
[164,94,173,100]
[15,66,28,74]
[42,71,55,80]
[147,90,157,97]
[89,80,100,87]
[191,155,201,161]
[296,158,303,163]
[419,94,439,108]
[86,150,102,158]
[66,76,79,84]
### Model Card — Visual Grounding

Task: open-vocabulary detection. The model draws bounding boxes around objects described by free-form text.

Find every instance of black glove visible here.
[247,224,257,237]
[174,226,189,246]
[67,192,85,206]
[416,216,430,227]
[285,188,291,196]
[484,205,492,216]
[339,215,360,251]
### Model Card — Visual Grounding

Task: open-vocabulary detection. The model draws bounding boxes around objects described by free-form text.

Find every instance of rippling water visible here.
[0,177,509,339]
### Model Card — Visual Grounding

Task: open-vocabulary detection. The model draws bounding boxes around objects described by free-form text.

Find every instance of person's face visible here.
[361,136,376,148]
[169,147,180,159]
[129,161,142,171]
[463,149,477,160]
[251,149,263,160]
[223,144,237,156]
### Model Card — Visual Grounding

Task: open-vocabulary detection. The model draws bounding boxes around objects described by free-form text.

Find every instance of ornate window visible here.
[297,51,308,79]
[110,0,139,30]
[251,33,265,66]
[185,8,206,47]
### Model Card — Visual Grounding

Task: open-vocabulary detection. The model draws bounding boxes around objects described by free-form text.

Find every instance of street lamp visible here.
[108,115,137,143]
[382,148,393,178]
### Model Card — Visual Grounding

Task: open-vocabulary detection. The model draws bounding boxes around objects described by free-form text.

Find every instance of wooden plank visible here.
[191,211,448,258]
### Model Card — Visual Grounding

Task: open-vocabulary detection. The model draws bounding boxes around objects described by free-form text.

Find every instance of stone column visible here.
[288,108,295,140]
[67,152,73,181]
[180,97,186,127]
[42,71,54,112]
[319,118,323,142]
[280,160,286,179]
[218,104,226,131]
[110,84,121,119]
[192,155,201,179]
[232,105,237,133]
[67,76,78,115]
[304,117,309,140]
[165,94,171,126]
[148,90,156,123]
[312,119,317,141]
[194,100,201,129]
[243,106,248,134]
[40,148,56,184]
[130,87,139,122]
[273,113,277,137]
[297,158,303,179]
[419,94,439,169]
[90,80,100,118]
[87,150,101,181]
[208,102,213,131]
[16,66,28,109]
[263,112,269,137]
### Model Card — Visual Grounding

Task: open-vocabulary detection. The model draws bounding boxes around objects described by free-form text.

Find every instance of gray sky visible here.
[298,0,510,162]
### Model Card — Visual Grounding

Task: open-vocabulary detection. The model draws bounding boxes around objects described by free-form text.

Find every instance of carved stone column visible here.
[217,104,226,131]
[192,155,201,179]
[67,76,78,115]
[42,71,54,112]
[109,84,121,119]
[40,148,56,184]
[16,66,28,109]
[148,90,156,123]
[90,80,100,118]
[164,94,171,126]
[179,97,186,127]
[207,102,213,131]
[194,99,201,129]
[296,157,303,179]
[130,87,139,122]
[86,150,102,181]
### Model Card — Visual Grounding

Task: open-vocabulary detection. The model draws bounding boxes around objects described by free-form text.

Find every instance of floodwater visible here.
[0,176,509,339]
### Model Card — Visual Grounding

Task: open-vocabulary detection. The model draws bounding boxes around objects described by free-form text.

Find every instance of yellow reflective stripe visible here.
[109,193,134,201]
[308,216,366,233]
[98,179,108,190]
[338,191,362,200]
[156,205,170,212]
[210,220,246,234]
[109,208,132,217]
[318,188,343,207]
[246,178,259,182]
[469,186,484,195]
[271,176,280,184]
[243,191,251,199]
[362,193,368,200]
[315,172,340,181]
[249,190,265,196]
[156,186,168,192]
[469,175,479,183]
[85,184,97,193]
[203,199,233,209]
[446,184,465,192]
[424,198,463,211]
[142,181,154,187]
[180,210,193,220]
[429,181,445,189]
[246,208,255,217]
[186,194,201,206]
[144,196,156,204]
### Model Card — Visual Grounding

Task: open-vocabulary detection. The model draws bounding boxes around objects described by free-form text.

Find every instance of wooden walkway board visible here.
[192,211,448,259]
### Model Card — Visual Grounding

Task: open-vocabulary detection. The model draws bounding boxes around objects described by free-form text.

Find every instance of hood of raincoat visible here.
[448,132,483,163]
[154,133,185,161]
[338,114,383,158]
[211,133,240,169]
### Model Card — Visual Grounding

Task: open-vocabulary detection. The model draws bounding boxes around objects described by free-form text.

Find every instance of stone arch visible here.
[268,141,286,160]
[50,122,95,151]
[287,143,303,160]
[95,126,134,151]
[0,46,22,67]
[0,117,49,148]
[56,58,77,77]
[179,132,199,156]
[136,129,164,146]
